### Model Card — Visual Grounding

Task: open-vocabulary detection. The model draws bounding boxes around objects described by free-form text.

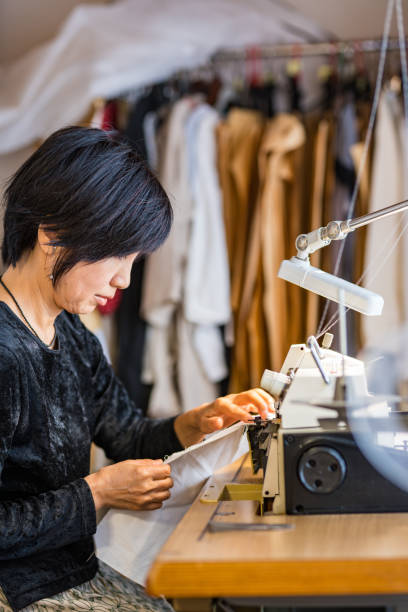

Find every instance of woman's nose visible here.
[111,254,137,290]
[112,275,130,290]
[111,268,131,290]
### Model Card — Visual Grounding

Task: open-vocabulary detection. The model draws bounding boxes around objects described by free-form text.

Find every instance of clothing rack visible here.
[211,37,407,62]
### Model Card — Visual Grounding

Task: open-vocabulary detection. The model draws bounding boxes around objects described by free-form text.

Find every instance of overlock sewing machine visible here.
[247,334,408,515]
[202,334,408,516]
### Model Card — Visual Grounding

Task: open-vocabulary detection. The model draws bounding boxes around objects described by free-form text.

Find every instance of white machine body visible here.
[278,343,367,429]
[259,341,376,513]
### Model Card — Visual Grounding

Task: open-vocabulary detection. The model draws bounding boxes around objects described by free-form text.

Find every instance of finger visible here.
[152,477,174,492]
[150,489,172,503]
[147,464,172,480]
[127,458,160,466]
[201,416,224,433]
[145,502,163,511]
[219,405,257,423]
[236,391,270,417]
[253,388,276,411]
[238,389,270,411]
[239,404,266,419]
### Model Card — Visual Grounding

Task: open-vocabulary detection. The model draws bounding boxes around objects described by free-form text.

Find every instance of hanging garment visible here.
[216,109,264,316]
[303,114,334,337]
[362,88,408,351]
[141,96,199,418]
[259,114,306,370]
[350,127,373,351]
[331,100,358,280]
[233,114,306,389]
[143,111,159,170]
[184,105,230,329]
[115,259,152,413]
[115,89,170,413]
[216,109,265,391]
[141,99,229,416]
[320,100,358,352]
[142,97,200,320]
[183,104,231,387]
[125,84,168,161]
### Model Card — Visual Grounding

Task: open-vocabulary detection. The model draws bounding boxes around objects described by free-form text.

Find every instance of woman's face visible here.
[53,254,138,314]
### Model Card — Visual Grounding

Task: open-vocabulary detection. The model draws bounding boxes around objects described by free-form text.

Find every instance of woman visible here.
[0,127,273,612]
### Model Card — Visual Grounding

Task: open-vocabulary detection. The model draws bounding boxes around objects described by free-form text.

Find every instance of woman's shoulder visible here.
[57,310,95,341]
[0,336,22,375]
[57,310,85,334]
[0,304,27,361]
[57,310,102,355]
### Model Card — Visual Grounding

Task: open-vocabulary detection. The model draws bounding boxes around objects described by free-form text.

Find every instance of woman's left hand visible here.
[174,388,275,448]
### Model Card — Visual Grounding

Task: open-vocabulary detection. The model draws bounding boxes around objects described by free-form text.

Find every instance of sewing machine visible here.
[200,332,408,515]
[246,334,408,515]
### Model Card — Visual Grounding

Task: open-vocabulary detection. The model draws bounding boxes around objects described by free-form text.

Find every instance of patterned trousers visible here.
[0,560,174,612]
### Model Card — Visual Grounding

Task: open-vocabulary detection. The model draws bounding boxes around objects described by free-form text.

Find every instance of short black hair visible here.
[2,126,172,284]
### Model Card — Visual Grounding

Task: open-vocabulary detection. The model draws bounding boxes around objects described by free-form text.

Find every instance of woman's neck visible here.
[0,254,61,346]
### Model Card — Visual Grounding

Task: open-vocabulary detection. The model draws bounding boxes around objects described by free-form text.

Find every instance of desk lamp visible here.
[278,198,408,315]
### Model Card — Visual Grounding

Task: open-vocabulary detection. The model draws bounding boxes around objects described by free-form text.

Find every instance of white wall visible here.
[0,0,111,190]
[0,0,111,63]
[286,0,408,40]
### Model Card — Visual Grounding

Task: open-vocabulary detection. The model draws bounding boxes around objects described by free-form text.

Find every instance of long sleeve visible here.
[88,331,183,461]
[0,348,97,561]
[0,480,96,560]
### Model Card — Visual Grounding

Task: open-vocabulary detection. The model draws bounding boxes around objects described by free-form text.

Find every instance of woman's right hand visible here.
[84,459,173,512]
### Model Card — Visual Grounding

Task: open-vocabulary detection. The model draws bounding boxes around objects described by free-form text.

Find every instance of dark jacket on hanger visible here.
[115,85,169,411]
[0,305,182,611]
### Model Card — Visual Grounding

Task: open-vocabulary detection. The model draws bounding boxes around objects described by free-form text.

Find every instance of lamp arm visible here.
[295,198,408,260]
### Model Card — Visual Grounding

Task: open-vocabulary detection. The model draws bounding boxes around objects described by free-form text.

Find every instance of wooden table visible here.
[147,454,408,607]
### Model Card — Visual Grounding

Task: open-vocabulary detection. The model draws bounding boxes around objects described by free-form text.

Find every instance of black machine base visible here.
[283,428,408,514]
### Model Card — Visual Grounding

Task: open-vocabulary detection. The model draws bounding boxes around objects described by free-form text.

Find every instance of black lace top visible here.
[0,304,182,611]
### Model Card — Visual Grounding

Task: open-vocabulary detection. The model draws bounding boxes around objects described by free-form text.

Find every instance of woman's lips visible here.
[95,295,108,306]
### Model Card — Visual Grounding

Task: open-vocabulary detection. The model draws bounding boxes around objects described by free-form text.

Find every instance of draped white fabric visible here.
[95,423,248,586]
[0,0,327,154]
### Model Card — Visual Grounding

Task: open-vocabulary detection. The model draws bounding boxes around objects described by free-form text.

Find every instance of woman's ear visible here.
[37,227,57,256]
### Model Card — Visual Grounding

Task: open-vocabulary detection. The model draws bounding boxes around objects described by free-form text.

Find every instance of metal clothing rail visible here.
[212,37,407,62]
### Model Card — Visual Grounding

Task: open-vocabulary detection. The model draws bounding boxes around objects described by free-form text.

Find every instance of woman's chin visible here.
[65,302,97,316]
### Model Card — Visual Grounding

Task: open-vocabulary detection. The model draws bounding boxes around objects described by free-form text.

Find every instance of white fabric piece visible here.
[142,102,231,413]
[95,422,249,586]
[142,98,229,415]
[176,317,219,412]
[141,326,180,419]
[184,105,230,326]
[0,0,327,155]
[183,104,230,382]
[363,89,408,350]
[193,325,228,383]
[143,111,159,171]
[141,96,201,416]
[142,96,198,322]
